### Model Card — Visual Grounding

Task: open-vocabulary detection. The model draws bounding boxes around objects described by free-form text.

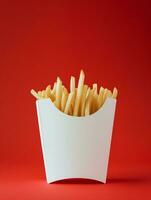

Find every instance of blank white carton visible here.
[36,97,116,183]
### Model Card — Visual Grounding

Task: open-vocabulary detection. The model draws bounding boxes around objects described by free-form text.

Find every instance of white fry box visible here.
[36,97,116,183]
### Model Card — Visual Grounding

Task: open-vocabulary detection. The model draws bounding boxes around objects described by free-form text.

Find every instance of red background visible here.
[0,0,151,199]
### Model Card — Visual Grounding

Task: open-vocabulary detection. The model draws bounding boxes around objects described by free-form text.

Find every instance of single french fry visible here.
[72,90,76,111]
[46,85,51,97]
[97,87,104,108]
[92,92,98,113]
[112,87,118,98]
[64,92,74,114]
[70,76,75,93]
[31,89,42,100]
[55,77,62,109]
[75,88,77,94]
[102,88,108,103]
[60,85,68,111]
[93,83,98,94]
[69,105,73,115]
[52,82,56,96]
[62,86,69,95]
[99,86,104,95]
[86,87,90,99]
[70,76,76,110]
[61,91,68,112]
[80,85,88,116]
[74,87,77,102]
[102,89,113,105]
[85,89,94,116]
[71,88,77,110]
[91,84,98,113]
[73,70,85,116]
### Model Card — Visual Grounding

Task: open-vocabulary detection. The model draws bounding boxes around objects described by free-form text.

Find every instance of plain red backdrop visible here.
[0,0,151,199]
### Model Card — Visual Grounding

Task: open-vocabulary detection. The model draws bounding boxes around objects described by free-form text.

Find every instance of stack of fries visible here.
[31,70,118,116]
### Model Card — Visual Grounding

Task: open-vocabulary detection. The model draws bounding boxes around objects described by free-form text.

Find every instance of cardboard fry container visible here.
[36,97,116,183]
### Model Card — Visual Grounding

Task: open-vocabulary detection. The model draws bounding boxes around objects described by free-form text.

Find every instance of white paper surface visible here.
[36,97,116,183]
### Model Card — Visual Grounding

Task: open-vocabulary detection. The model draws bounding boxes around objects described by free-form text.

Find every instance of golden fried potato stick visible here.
[64,92,74,115]
[102,89,113,105]
[61,90,68,112]
[69,105,73,115]
[91,84,98,113]
[45,85,51,97]
[55,77,62,109]
[97,87,104,109]
[72,90,76,111]
[73,70,85,116]
[86,87,90,99]
[112,87,118,98]
[62,86,69,95]
[99,86,104,95]
[45,85,56,101]
[102,88,108,103]
[85,89,94,116]
[31,89,42,100]
[52,82,56,96]
[70,76,75,93]
[92,92,98,113]
[70,76,76,110]
[93,83,98,94]
[80,85,88,116]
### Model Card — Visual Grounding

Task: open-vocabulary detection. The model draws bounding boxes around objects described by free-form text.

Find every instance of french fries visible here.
[80,85,88,116]
[31,89,42,100]
[31,70,118,116]
[91,84,98,113]
[112,87,118,98]
[70,76,75,93]
[97,87,104,109]
[55,77,62,109]
[73,70,85,116]
[64,92,74,115]
[52,82,56,96]
[85,89,94,116]
[61,89,68,112]
[45,85,51,97]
